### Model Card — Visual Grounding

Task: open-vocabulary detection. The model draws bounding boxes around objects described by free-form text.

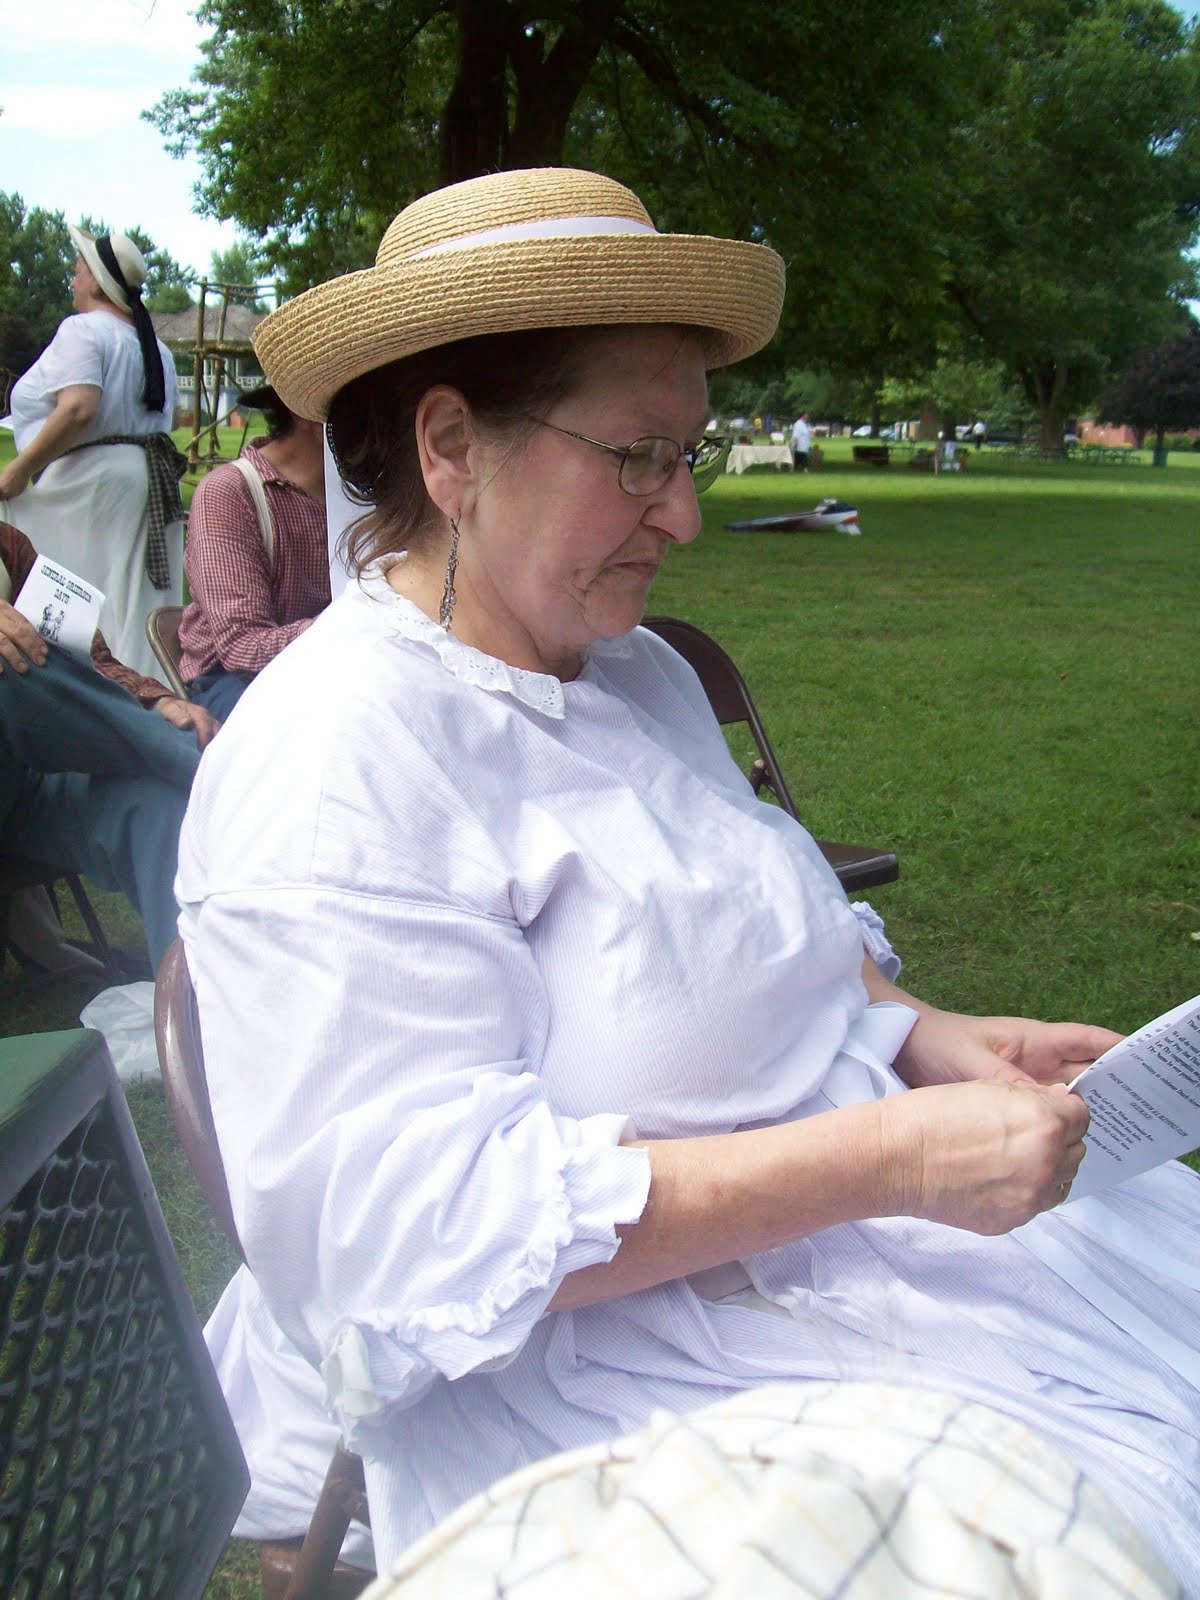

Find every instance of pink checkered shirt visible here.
[178,442,331,681]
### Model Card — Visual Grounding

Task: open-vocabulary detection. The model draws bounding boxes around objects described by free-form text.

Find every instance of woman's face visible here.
[71,256,99,311]
[459,327,708,677]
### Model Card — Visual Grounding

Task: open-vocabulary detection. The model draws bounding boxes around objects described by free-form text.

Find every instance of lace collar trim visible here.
[358,556,633,718]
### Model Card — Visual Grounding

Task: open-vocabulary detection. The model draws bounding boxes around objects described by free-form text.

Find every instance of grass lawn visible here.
[1,436,1197,1597]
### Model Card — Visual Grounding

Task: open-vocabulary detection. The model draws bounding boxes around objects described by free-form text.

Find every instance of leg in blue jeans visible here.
[6,770,191,969]
[0,644,201,967]
[188,670,254,721]
[0,644,199,812]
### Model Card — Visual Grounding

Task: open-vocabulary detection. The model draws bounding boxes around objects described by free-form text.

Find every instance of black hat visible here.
[237,383,282,411]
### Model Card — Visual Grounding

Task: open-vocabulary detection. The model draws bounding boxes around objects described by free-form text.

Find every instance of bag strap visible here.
[230,455,275,575]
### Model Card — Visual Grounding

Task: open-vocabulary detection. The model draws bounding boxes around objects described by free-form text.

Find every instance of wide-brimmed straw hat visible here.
[254,168,786,421]
[68,225,147,311]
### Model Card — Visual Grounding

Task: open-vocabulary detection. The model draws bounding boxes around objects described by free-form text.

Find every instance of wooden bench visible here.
[852,444,890,467]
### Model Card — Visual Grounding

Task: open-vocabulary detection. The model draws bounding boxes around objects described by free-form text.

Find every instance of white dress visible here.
[178,562,1200,1587]
[3,311,181,675]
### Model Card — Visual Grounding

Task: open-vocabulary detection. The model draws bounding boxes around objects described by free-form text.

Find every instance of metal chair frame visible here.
[642,616,899,892]
[144,604,189,700]
[0,853,134,982]
[153,939,372,1600]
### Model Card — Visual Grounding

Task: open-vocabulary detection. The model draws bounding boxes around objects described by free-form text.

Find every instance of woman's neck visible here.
[385,552,583,681]
[79,292,132,324]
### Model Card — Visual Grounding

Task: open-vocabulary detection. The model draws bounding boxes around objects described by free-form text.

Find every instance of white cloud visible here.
[4,0,205,58]
[0,0,240,275]
[1,86,155,139]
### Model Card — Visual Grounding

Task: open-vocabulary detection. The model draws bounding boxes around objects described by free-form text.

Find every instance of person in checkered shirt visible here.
[178,386,330,720]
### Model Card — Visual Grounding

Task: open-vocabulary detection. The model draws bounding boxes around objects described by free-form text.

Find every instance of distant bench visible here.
[852,444,890,467]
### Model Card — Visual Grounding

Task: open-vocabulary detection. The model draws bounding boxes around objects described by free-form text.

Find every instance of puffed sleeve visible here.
[184,878,652,1436]
[37,315,105,393]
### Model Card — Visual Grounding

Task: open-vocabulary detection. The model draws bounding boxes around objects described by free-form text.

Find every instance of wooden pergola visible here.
[153,285,274,473]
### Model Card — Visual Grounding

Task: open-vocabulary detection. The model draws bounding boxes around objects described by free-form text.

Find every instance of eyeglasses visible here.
[527,417,731,496]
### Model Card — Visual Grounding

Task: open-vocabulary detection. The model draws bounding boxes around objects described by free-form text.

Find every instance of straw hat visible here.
[68,225,148,311]
[254,168,786,421]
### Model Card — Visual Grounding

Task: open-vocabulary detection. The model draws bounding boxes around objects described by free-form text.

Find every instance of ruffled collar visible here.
[357,556,633,719]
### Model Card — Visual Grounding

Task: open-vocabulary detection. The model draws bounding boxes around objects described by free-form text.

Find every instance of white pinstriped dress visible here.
[180,565,1200,1586]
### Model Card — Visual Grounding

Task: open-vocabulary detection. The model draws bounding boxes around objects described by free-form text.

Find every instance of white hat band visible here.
[412,214,657,259]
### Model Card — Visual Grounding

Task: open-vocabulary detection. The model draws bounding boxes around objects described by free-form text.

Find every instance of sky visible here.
[2,0,243,277]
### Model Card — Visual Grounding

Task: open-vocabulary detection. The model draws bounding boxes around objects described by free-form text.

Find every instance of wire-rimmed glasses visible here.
[528,418,731,495]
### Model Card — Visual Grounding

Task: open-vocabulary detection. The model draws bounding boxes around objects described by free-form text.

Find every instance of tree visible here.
[0,194,74,364]
[1094,323,1200,451]
[147,0,972,336]
[939,0,1200,453]
[881,353,1027,438]
[210,240,268,309]
[127,227,196,312]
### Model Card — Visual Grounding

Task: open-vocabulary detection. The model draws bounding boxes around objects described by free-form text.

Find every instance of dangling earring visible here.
[439,515,460,632]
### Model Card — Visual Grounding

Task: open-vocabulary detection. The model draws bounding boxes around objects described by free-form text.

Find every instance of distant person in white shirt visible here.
[789,412,812,471]
[972,419,987,449]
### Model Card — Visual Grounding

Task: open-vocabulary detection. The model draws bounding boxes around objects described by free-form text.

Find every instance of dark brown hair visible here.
[327,326,608,575]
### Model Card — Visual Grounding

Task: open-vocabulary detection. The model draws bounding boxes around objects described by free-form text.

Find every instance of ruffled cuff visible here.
[851,900,901,980]
[321,1116,650,1434]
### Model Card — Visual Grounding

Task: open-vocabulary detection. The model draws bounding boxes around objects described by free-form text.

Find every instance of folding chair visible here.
[0,852,137,981]
[642,617,898,893]
[0,1027,249,1597]
[153,938,373,1600]
[145,604,189,699]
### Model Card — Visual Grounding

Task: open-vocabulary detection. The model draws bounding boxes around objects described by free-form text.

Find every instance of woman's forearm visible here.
[549,1101,898,1311]
[550,1061,1089,1313]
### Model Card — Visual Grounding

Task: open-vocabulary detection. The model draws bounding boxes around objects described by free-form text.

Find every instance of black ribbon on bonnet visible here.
[95,236,167,414]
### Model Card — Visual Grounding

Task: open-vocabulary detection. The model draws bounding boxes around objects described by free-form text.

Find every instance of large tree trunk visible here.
[508,8,620,167]
[440,0,513,182]
[1023,360,1069,456]
[441,2,617,181]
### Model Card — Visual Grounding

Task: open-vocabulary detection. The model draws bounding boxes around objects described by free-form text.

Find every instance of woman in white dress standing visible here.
[179,169,1200,1590]
[0,226,182,676]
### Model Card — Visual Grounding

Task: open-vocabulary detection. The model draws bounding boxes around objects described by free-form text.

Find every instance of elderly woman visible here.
[178,170,1200,1587]
[0,227,182,676]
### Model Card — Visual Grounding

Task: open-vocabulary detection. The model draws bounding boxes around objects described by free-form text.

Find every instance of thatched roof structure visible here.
[152,302,267,357]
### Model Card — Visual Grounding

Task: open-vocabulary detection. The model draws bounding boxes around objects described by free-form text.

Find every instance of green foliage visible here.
[123,225,197,312]
[881,353,1026,433]
[0,193,74,371]
[940,0,1200,450]
[209,238,269,309]
[147,0,971,330]
[1095,324,1200,446]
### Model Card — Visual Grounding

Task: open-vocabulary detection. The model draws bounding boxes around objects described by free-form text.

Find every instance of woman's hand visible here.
[879,1077,1089,1235]
[895,1008,1122,1091]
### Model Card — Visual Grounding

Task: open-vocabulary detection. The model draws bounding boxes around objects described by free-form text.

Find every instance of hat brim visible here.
[254,232,785,421]
[236,384,282,412]
[68,224,130,312]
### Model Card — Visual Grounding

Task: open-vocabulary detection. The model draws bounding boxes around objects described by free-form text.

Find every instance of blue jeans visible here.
[0,646,201,968]
[188,670,254,721]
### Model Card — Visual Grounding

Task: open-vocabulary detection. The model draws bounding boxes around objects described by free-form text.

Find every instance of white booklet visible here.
[14,556,104,665]
[1067,994,1200,1198]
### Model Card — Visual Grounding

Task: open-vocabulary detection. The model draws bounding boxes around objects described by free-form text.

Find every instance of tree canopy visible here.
[938,0,1200,449]
[0,195,196,381]
[148,1,1200,438]
[149,0,969,334]
[1095,323,1200,447]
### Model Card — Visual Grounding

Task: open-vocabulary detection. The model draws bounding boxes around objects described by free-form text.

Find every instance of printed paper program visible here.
[1068,994,1200,1198]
